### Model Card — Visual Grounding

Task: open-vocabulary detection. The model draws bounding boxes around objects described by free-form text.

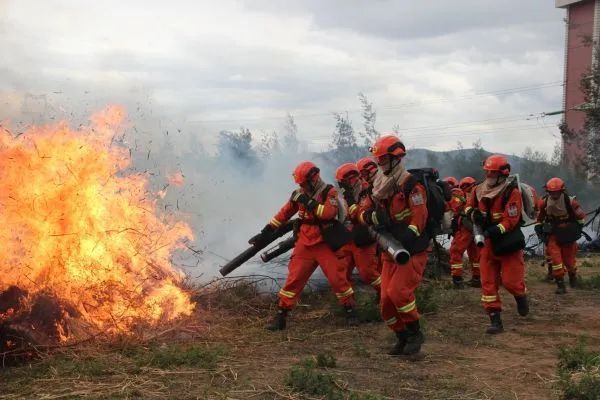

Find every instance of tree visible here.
[358,92,379,147]
[257,131,280,159]
[217,126,260,172]
[331,112,360,163]
[282,113,299,154]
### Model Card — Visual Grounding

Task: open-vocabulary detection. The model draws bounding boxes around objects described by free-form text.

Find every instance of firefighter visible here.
[359,135,428,356]
[443,176,459,189]
[535,178,586,294]
[335,163,382,299]
[466,155,528,334]
[253,161,358,331]
[448,176,481,288]
[357,157,379,187]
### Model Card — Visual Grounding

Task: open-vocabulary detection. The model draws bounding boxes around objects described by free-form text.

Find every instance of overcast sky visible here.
[0,0,567,155]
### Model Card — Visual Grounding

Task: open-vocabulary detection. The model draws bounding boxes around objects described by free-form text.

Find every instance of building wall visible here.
[563,0,595,164]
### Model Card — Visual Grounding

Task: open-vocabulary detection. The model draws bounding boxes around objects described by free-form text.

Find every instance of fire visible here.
[0,106,195,340]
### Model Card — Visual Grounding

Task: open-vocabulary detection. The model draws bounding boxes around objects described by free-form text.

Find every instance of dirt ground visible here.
[1,256,600,400]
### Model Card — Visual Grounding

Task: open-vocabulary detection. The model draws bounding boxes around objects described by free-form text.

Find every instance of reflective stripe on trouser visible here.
[479,239,526,312]
[278,242,355,309]
[449,226,480,277]
[547,235,578,279]
[380,251,428,332]
[339,242,381,292]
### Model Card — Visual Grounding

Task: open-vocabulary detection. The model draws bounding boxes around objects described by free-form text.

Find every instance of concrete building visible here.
[556,0,599,166]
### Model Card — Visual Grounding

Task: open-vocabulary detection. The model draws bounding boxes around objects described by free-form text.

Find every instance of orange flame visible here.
[0,106,195,337]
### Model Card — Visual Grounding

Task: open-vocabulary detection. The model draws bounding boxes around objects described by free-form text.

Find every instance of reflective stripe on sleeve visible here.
[497,224,506,234]
[408,225,420,236]
[394,209,412,221]
[316,204,325,217]
[270,218,282,228]
[348,204,358,214]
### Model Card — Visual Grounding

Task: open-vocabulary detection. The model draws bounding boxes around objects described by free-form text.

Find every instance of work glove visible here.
[291,190,318,211]
[484,225,503,239]
[248,224,276,246]
[362,208,390,228]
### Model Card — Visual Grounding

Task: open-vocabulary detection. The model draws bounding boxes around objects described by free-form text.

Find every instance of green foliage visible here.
[416,283,439,314]
[130,344,225,370]
[578,275,600,290]
[355,290,383,323]
[286,362,340,399]
[558,339,600,399]
[316,352,337,368]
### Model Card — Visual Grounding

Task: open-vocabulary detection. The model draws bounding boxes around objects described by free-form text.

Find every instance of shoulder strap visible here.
[564,192,575,219]
[321,184,334,203]
[501,180,518,209]
[402,174,418,198]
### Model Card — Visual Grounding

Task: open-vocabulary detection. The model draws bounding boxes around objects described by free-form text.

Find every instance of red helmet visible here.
[335,163,359,182]
[459,176,476,190]
[357,157,377,173]
[370,135,406,158]
[545,177,565,192]
[443,176,459,188]
[293,161,320,184]
[482,154,510,176]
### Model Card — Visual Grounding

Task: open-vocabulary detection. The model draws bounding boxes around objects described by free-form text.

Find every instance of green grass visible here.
[577,275,600,290]
[287,357,340,400]
[558,339,600,400]
[127,344,226,370]
[416,283,439,314]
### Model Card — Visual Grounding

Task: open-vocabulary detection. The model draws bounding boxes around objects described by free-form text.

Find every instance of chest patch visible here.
[508,203,519,217]
[411,192,424,206]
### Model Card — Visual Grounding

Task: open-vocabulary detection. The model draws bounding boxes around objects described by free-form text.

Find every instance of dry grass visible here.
[2,257,600,399]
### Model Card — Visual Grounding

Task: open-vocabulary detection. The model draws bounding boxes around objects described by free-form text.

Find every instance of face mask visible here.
[485,177,499,187]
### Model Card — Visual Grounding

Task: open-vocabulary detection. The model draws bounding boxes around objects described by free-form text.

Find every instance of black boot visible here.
[568,272,578,288]
[402,320,425,356]
[468,276,481,288]
[555,279,567,294]
[266,308,288,331]
[486,311,504,334]
[345,305,360,326]
[388,330,408,356]
[515,295,529,317]
[452,276,464,289]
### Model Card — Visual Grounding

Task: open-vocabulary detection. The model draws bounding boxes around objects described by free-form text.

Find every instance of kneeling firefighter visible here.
[252,161,358,331]
[448,176,481,288]
[360,135,429,356]
[335,163,382,299]
[535,178,585,294]
[466,155,528,334]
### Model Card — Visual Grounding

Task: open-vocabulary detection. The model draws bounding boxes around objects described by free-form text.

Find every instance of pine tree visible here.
[282,113,299,154]
[331,112,359,163]
[358,92,379,147]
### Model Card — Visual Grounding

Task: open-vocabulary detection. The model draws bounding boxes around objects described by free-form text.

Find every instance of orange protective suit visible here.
[537,194,585,280]
[360,176,429,332]
[270,186,355,310]
[466,185,526,313]
[448,187,480,279]
[341,180,381,291]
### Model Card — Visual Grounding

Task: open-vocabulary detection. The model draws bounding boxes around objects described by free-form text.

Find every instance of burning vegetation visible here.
[0,106,194,354]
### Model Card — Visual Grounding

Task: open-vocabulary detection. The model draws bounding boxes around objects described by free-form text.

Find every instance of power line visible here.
[187,81,563,125]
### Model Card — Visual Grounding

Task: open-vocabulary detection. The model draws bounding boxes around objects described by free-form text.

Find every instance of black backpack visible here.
[405,168,451,236]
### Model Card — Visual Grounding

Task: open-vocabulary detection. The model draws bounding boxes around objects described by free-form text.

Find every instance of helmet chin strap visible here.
[384,157,401,175]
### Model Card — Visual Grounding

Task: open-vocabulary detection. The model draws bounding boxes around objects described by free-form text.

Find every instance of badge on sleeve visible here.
[411,192,424,206]
[508,203,519,217]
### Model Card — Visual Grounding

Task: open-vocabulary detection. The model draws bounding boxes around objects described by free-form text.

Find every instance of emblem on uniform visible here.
[508,203,518,217]
[411,192,424,205]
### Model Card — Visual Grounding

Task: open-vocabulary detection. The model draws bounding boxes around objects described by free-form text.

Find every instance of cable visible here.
[187,81,563,125]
